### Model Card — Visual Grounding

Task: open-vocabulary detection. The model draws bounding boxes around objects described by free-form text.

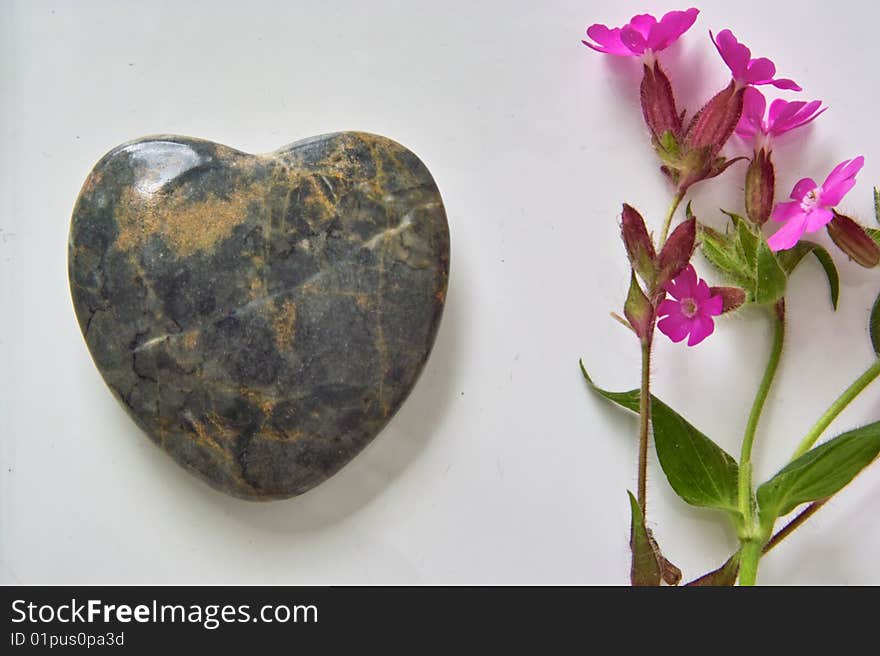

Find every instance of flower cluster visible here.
[583,7,873,347]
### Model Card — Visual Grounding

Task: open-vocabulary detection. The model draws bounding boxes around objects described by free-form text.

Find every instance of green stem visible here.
[738,540,762,586]
[738,303,785,524]
[790,359,880,460]
[637,340,652,512]
[659,190,685,245]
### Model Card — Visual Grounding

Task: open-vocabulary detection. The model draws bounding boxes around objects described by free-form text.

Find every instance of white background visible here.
[2,0,879,585]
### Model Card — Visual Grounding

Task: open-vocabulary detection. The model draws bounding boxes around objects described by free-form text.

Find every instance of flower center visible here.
[800,187,822,213]
[681,298,698,318]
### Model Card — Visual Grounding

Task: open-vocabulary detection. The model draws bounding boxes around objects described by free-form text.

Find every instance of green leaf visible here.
[775,241,840,310]
[699,225,753,291]
[757,421,880,530]
[870,289,880,357]
[580,363,740,514]
[727,212,758,271]
[628,492,661,586]
[686,552,741,587]
[579,360,639,412]
[754,239,787,304]
[651,397,741,514]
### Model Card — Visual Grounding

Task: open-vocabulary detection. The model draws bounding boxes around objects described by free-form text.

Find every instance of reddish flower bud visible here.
[684,82,745,155]
[709,286,747,314]
[621,204,657,286]
[624,270,654,342]
[641,60,681,141]
[744,148,775,225]
[826,211,880,268]
[656,217,696,286]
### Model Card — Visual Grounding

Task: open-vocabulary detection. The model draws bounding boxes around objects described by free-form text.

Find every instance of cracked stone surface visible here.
[68,132,449,500]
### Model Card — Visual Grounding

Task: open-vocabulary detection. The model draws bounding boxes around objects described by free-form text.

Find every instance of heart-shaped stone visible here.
[68,132,449,500]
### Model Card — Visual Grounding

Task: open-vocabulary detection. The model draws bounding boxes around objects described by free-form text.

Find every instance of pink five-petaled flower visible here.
[657,265,723,346]
[583,8,699,59]
[711,29,801,91]
[767,157,865,251]
[736,87,825,147]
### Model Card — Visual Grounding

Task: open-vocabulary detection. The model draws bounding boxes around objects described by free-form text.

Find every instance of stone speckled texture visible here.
[68,132,449,500]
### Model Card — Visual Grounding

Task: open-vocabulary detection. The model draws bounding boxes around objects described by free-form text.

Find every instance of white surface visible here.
[2,0,879,585]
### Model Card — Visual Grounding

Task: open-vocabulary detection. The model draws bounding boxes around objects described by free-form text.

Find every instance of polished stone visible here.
[68,132,449,500]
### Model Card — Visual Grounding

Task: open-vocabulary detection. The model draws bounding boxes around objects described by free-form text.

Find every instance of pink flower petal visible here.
[694,278,713,303]
[648,8,699,51]
[711,29,750,80]
[767,212,809,251]
[772,199,804,223]
[790,178,818,201]
[620,26,648,54]
[768,99,825,136]
[768,78,802,91]
[687,314,715,346]
[584,24,635,56]
[627,13,657,39]
[744,57,776,85]
[820,156,865,206]
[703,293,724,316]
[804,207,834,233]
[736,86,766,139]
[658,313,691,343]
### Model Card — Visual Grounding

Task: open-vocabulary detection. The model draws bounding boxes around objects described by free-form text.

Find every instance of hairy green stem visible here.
[790,359,880,460]
[738,540,762,586]
[659,190,685,245]
[737,302,785,585]
[637,340,651,512]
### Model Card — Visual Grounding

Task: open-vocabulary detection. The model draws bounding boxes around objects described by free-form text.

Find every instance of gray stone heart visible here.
[68,132,449,500]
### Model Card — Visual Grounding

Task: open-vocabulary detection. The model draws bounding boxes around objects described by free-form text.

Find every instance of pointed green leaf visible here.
[579,361,639,412]
[651,397,741,513]
[775,240,840,310]
[580,364,740,515]
[871,290,880,357]
[726,212,758,271]
[699,225,753,291]
[686,552,741,586]
[628,492,661,586]
[757,421,880,530]
[754,239,787,304]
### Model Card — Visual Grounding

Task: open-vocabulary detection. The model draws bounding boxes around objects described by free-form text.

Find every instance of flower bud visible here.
[709,286,746,314]
[621,204,657,287]
[624,270,654,342]
[744,148,775,225]
[826,211,880,268]
[640,60,681,142]
[684,82,744,155]
[656,217,696,287]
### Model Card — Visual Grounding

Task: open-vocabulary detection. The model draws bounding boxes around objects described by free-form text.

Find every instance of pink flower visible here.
[736,87,825,144]
[711,29,801,91]
[767,157,865,251]
[657,265,723,346]
[583,8,699,58]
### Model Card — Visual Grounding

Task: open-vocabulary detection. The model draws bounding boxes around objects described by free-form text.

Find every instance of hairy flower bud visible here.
[709,286,747,314]
[624,270,654,342]
[684,82,745,155]
[744,148,775,225]
[826,211,880,268]
[641,60,681,141]
[656,218,696,287]
[621,204,657,287]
